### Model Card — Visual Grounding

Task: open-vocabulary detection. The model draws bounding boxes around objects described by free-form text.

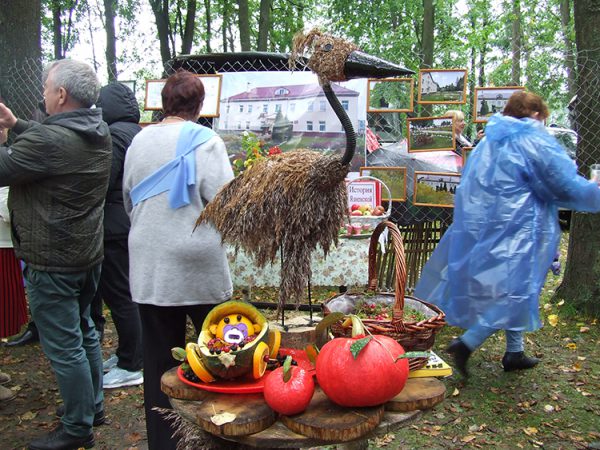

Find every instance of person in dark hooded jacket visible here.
[92,82,143,389]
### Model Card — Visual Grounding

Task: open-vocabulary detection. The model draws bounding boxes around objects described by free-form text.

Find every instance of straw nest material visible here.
[197,150,349,311]
[290,28,358,84]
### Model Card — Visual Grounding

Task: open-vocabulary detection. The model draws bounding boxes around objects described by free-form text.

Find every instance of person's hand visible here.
[476,129,485,140]
[0,127,7,145]
[0,103,17,129]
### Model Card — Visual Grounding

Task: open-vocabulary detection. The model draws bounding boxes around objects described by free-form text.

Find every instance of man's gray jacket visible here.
[0,108,111,272]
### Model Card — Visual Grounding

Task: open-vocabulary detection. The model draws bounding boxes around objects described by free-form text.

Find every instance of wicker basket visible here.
[323,220,446,371]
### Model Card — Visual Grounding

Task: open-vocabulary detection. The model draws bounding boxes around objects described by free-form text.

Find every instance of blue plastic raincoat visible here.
[415,114,600,331]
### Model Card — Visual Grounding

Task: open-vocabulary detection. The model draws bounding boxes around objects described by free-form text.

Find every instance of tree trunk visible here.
[204,0,212,53]
[420,0,434,118]
[0,0,42,121]
[104,0,118,81]
[181,0,196,54]
[222,0,229,52]
[51,1,63,59]
[555,0,600,317]
[511,0,521,85]
[421,0,434,69]
[149,0,174,67]
[257,0,271,51]
[560,0,576,97]
[238,0,251,51]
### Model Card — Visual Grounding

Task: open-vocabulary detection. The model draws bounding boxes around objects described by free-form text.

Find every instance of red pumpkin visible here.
[316,334,409,407]
[263,357,315,415]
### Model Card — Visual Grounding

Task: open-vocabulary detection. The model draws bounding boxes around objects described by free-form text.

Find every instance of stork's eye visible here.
[237,315,242,321]
[224,317,230,324]
[323,43,333,51]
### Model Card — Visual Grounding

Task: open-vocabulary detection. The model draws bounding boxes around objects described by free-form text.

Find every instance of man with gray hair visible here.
[0,59,111,450]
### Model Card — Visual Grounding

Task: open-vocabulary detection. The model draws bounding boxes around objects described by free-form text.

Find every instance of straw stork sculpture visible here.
[197,30,413,312]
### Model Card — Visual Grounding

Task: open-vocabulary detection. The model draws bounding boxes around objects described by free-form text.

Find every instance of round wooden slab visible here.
[161,367,211,401]
[385,377,446,412]
[280,386,384,442]
[171,392,277,437]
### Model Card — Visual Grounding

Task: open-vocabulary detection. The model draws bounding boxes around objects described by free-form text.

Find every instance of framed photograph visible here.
[144,74,223,117]
[418,69,468,104]
[197,74,222,117]
[367,78,414,113]
[119,80,136,93]
[407,116,455,152]
[144,79,165,110]
[359,166,407,202]
[462,146,474,167]
[413,171,461,208]
[473,86,525,122]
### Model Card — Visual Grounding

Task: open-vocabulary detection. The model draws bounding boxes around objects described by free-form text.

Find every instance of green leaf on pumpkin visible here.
[395,351,430,362]
[350,336,373,359]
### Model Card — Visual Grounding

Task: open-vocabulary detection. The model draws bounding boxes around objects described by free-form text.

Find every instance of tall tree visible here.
[238,0,251,51]
[421,0,434,69]
[559,0,576,96]
[47,0,81,60]
[555,0,600,317]
[149,0,175,65]
[257,0,272,51]
[180,0,196,54]
[149,0,198,67]
[511,0,521,85]
[204,0,212,53]
[0,0,42,121]
[104,0,118,80]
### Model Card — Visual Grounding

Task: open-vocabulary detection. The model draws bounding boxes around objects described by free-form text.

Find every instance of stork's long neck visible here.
[322,82,356,166]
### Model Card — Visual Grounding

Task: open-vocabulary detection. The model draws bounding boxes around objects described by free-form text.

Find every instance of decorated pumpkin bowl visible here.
[185,300,281,382]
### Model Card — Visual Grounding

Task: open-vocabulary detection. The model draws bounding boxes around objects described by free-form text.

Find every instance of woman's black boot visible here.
[502,352,540,372]
[446,338,472,378]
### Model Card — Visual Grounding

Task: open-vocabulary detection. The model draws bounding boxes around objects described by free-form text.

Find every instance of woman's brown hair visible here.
[503,91,549,121]
[161,70,205,120]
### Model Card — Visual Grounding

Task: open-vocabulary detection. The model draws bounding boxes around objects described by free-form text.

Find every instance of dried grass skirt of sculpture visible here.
[0,248,28,338]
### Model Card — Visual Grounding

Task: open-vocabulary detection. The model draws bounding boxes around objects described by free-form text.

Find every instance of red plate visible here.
[177,347,314,394]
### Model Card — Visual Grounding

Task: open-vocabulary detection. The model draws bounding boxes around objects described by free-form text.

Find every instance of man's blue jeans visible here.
[26,264,103,438]
[461,323,524,353]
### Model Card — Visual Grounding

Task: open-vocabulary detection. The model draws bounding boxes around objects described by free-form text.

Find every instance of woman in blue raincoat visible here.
[415,92,600,377]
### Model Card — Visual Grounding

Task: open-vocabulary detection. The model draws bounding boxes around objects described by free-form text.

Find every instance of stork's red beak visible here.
[343,50,413,79]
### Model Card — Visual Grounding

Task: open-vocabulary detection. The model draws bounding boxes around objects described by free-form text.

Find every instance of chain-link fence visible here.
[2,52,599,289]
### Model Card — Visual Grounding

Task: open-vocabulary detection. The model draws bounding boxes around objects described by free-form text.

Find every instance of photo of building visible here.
[218,82,362,137]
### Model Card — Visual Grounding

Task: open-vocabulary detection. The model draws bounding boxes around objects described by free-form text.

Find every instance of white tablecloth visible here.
[227,237,370,288]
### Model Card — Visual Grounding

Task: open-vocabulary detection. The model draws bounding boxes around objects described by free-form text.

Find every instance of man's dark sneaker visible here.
[446,338,472,378]
[6,328,39,347]
[502,351,540,372]
[55,405,106,426]
[28,423,94,450]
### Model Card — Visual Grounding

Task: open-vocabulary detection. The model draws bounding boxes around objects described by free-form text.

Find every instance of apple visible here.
[350,204,361,211]
[351,210,363,216]
[374,205,386,213]
[372,208,383,216]
[362,210,371,216]
[358,204,371,213]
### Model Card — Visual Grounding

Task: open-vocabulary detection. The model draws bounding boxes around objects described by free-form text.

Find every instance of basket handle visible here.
[367,221,407,323]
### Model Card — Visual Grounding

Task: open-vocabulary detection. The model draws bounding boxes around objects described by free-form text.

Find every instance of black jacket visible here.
[0,109,111,271]
[96,83,141,240]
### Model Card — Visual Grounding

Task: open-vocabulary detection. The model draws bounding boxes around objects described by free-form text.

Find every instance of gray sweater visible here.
[123,122,234,306]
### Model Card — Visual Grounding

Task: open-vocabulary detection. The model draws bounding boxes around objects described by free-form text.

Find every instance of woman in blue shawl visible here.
[415,92,600,377]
